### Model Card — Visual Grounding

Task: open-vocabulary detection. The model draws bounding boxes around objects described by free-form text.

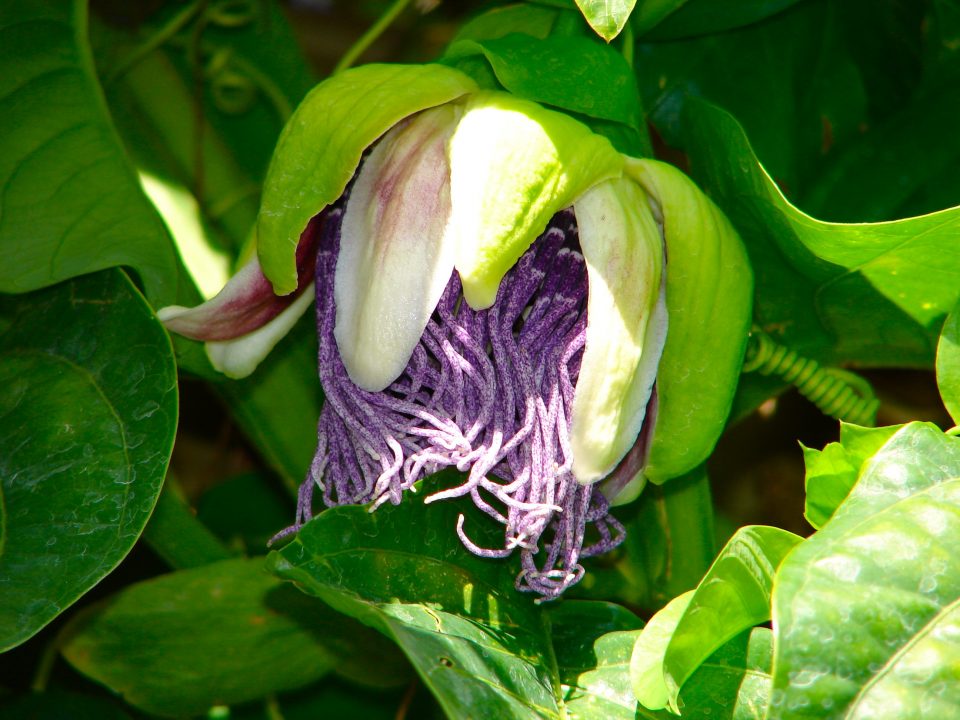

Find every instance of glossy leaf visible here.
[631,591,694,709]
[770,422,960,719]
[444,34,641,128]
[550,601,651,718]
[61,557,407,718]
[0,270,177,651]
[631,526,800,711]
[676,627,773,720]
[575,0,638,41]
[801,423,902,529]
[268,482,560,719]
[0,0,185,307]
[683,98,960,369]
[937,299,960,425]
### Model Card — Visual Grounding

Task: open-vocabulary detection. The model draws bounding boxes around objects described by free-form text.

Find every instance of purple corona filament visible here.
[280,196,626,601]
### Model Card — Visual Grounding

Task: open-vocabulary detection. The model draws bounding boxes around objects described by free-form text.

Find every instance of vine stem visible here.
[333,0,415,75]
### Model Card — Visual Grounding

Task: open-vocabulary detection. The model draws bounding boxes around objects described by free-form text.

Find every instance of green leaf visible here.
[683,98,960,368]
[937,298,960,425]
[631,591,694,708]
[268,482,560,719]
[770,422,960,719]
[0,0,187,307]
[802,423,903,528]
[643,0,804,40]
[0,270,177,651]
[676,627,773,720]
[269,476,663,719]
[444,34,641,128]
[452,4,559,43]
[632,526,801,711]
[61,557,408,718]
[549,601,650,718]
[141,481,233,569]
[574,0,638,41]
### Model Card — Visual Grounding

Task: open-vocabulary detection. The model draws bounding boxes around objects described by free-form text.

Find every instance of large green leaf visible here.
[0,0,187,307]
[801,423,902,529]
[268,481,561,719]
[269,476,669,719]
[770,422,960,719]
[631,526,801,711]
[683,98,960,368]
[0,270,177,651]
[61,557,408,718]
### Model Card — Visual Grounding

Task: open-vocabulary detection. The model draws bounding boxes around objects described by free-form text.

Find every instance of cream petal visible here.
[571,178,667,484]
[333,105,459,391]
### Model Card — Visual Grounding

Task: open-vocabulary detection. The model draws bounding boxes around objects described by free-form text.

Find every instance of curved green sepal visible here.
[627,159,753,483]
[257,63,478,294]
[450,91,624,309]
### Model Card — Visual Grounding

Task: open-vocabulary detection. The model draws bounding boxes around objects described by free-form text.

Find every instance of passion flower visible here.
[159,63,752,599]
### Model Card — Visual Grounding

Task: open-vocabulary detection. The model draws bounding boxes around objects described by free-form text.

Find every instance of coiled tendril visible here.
[743,327,879,426]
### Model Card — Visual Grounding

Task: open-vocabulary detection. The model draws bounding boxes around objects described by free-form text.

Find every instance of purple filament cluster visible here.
[288,200,626,601]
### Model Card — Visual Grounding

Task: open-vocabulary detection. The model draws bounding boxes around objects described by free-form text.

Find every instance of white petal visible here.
[206,283,315,379]
[571,178,667,484]
[334,105,459,391]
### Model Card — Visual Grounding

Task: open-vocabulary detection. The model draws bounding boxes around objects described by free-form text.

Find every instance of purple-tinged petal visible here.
[158,218,320,342]
[334,105,459,391]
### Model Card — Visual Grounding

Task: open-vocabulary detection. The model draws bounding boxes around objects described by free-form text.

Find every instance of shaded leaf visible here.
[0,690,133,720]
[0,270,177,651]
[642,0,805,39]
[61,557,407,718]
[770,422,960,719]
[802,423,902,528]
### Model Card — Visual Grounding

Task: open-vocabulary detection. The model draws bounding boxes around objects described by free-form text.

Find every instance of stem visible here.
[620,21,635,69]
[652,464,716,599]
[142,476,233,569]
[30,636,61,692]
[106,0,207,84]
[333,0,414,75]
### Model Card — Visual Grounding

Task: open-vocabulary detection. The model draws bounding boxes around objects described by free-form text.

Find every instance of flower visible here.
[159,64,752,599]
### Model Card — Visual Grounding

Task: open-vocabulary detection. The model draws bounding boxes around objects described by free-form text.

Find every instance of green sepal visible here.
[449,91,624,308]
[627,158,753,484]
[257,63,478,294]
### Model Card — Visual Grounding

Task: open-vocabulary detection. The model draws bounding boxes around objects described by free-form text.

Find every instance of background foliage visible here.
[2,0,960,718]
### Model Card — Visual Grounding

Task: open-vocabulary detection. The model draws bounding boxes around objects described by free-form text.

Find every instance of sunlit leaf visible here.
[770,422,960,719]
[937,299,960,425]
[574,0,638,41]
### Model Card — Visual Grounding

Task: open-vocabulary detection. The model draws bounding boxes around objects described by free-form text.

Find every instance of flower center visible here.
[286,197,625,600]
